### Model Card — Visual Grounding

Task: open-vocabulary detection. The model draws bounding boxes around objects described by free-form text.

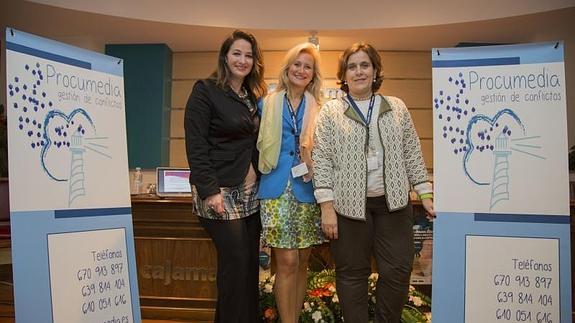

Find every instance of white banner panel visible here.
[431,42,571,323]
[6,28,141,323]
[465,236,559,323]
[48,229,133,323]
[6,38,129,211]
[432,47,568,215]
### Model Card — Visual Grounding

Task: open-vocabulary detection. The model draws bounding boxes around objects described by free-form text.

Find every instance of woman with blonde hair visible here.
[257,42,324,323]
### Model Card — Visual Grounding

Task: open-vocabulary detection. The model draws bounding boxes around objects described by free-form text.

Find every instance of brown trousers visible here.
[331,196,414,323]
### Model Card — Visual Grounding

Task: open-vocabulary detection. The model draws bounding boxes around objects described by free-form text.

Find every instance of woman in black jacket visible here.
[184,30,267,323]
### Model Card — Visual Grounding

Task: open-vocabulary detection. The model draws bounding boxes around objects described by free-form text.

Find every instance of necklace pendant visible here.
[237,87,248,99]
[349,92,373,101]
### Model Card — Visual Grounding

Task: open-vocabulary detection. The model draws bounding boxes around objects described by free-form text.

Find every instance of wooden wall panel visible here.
[410,110,433,139]
[170,50,433,168]
[172,51,431,80]
[380,52,432,79]
[172,80,431,110]
[171,109,185,138]
[420,139,434,169]
[317,51,341,78]
[169,139,432,169]
[320,79,339,89]
[379,79,432,108]
[172,134,434,169]
[170,139,187,168]
[261,51,288,78]
[171,105,431,139]
[172,80,195,108]
[261,51,431,80]
[173,52,217,79]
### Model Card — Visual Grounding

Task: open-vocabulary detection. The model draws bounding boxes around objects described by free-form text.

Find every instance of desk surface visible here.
[131,194,193,204]
[130,193,435,205]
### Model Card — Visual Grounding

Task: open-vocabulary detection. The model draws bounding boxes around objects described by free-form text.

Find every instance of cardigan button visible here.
[289,151,295,156]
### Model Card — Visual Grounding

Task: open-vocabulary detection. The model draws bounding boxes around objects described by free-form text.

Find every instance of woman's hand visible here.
[320,202,338,240]
[302,167,313,183]
[421,198,436,220]
[204,192,225,216]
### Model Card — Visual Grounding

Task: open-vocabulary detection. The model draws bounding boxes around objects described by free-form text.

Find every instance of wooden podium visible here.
[131,195,217,321]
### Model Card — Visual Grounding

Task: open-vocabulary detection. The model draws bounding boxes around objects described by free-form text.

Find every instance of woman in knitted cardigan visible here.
[313,43,435,323]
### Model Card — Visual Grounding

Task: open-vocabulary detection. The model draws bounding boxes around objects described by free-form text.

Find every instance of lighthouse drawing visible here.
[434,71,547,211]
[68,131,86,206]
[490,132,512,210]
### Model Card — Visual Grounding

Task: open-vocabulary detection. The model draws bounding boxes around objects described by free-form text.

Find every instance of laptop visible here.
[155,167,192,198]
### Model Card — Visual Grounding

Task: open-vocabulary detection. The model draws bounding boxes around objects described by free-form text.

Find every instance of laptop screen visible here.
[156,167,192,197]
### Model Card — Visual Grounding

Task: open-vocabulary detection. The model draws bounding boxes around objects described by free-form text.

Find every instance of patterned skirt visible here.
[192,180,259,220]
[260,181,324,249]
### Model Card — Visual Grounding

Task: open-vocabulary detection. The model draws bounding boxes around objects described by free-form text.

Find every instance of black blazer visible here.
[184,79,260,199]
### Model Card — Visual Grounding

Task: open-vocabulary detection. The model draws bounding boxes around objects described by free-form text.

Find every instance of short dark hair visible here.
[211,30,267,99]
[336,43,383,93]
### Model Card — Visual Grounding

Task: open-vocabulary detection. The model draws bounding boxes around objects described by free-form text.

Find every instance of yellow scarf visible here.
[257,90,319,181]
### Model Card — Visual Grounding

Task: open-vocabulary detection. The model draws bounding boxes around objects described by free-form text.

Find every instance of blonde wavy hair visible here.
[275,43,322,103]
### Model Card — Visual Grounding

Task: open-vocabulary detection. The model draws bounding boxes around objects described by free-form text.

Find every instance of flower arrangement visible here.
[259,269,431,323]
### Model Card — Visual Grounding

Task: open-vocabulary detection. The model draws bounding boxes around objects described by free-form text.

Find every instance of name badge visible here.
[291,162,309,178]
[367,155,379,171]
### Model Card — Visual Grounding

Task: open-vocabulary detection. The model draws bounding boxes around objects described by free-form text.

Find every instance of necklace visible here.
[237,87,248,99]
[237,87,255,114]
[348,92,373,101]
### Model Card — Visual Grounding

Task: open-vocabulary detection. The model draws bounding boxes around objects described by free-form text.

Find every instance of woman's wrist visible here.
[320,201,334,211]
[419,193,433,200]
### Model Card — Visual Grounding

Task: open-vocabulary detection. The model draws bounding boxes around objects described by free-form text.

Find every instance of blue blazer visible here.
[258,96,316,203]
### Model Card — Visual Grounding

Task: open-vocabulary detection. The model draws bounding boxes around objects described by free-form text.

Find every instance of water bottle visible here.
[132,167,143,194]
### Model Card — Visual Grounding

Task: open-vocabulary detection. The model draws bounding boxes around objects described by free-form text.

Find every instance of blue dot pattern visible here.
[8,62,92,151]
[8,63,56,150]
[8,61,96,181]
[434,73,517,156]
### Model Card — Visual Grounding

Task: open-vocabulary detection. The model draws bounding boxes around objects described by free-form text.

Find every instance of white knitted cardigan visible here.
[312,95,432,220]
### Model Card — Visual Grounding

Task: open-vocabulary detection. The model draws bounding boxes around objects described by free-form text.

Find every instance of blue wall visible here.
[105,44,172,168]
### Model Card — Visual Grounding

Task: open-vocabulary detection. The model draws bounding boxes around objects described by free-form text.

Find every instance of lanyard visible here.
[348,94,377,153]
[347,94,375,126]
[285,94,305,159]
[285,94,304,134]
